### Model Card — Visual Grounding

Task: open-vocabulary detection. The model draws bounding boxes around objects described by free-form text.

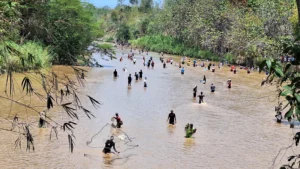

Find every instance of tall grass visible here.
[130,35,218,61]
[0,41,52,71]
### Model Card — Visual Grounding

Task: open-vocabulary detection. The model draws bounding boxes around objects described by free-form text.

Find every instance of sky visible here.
[88,0,162,8]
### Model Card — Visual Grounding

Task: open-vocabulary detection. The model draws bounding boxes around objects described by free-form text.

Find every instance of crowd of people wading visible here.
[102,42,279,155]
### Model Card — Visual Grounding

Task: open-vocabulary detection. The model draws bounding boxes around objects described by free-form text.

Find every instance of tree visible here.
[130,0,139,5]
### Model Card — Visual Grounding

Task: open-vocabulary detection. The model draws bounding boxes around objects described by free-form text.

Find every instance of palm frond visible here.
[87,95,101,109]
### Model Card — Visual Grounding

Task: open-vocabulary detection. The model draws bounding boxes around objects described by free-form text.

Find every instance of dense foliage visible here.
[103,0,298,66]
[0,0,105,68]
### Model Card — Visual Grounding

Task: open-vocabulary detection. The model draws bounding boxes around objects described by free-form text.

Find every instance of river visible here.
[0,45,297,169]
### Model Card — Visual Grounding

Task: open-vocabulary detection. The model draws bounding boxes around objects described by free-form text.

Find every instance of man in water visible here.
[123,64,127,71]
[103,136,120,154]
[139,70,143,79]
[193,86,197,98]
[167,110,176,125]
[128,74,132,86]
[227,78,232,89]
[144,77,147,87]
[211,84,215,92]
[135,72,138,80]
[39,111,46,128]
[275,112,282,123]
[181,67,185,75]
[198,92,205,104]
[114,113,123,128]
[208,63,212,70]
[151,61,155,68]
[203,75,206,84]
[185,124,197,138]
[113,69,118,78]
[163,62,166,68]
[133,58,136,64]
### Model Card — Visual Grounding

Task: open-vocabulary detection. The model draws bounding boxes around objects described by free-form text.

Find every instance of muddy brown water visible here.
[0,46,297,169]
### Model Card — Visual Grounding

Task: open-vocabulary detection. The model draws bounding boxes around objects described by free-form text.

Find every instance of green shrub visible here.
[224,53,236,64]
[105,37,114,42]
[130,35,218,60]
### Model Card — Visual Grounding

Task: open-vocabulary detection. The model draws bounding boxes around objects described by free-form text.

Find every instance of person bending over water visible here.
[113,69,118,78]
[198,92,205,104]
[185,124,197,138]
[211,84,215,92]
[193,86,197,98]
[103,136,120,154]
[167,110,176,125]
[114,113,123,128]
[128,74,132,86]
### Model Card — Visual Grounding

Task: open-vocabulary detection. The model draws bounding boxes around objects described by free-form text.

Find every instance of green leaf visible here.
[284,63,291,73]
[266,60,271,70]
[281,90,292,96]
[285,106,294,119]
[274,67,283,77]
[258,60,266,73]
[295,94,300,103]
[283,85,292,90]
[295,106,300,115]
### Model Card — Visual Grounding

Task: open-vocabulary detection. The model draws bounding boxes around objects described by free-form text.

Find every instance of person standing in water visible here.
[123,64,127,71]
[135,72,138,80]
[193,59,197,67]
[198,92,205,104]
[39,111,46,128]
[193,86,197,98]
[208,63,212,70]
[139,70,143,79]
[181,67,185,75]
[211,84,215,92]
[114,113,123,128]
[247,69,250,74]
[128,74,132,86]
[113,69,118,78]
[103,136,120,154]
[275,112,282,123]
[167,110,176,125]
[163,62,166,68]
[203,75,206,84]
[144,77,147,87]
[227,78,232,89]
[151,61,155,68]
[133,58,136,64]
